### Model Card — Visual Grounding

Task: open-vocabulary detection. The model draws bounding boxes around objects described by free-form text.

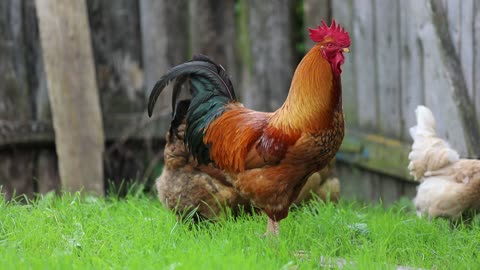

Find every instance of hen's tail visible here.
[162,101,190,171]
[147,55,237,165]
[408,105,459,180]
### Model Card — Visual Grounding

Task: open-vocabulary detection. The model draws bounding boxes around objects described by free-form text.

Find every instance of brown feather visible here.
[203,103,270,172]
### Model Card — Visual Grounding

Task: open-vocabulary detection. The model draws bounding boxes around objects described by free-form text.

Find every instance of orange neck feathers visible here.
[270,45,342,132]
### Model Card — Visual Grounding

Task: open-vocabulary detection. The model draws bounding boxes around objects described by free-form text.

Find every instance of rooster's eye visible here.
[327,43,333,47]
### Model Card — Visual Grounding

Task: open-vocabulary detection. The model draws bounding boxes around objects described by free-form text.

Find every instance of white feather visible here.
[408,105,459,181]
[407,105,480,220]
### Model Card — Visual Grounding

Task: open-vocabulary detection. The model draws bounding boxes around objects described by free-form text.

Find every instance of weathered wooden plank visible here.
[420,0,471,156]
[421,0,480,158]
[337,129,412,181]
[331,0,357,127]
[377,174,405,206]
[0,1,30,120]
[35,149,59,194]
[104,139,165,195]
[0,120,53,146]
[140,0,188,116]
[337,164,374,202]
[399,0,426,140]
[475,1,480,120]
[0,1,35,198]
[439,0,475,104]
[0,149,35,200]
[36,0,105,195]
[459,0,475,98]
[446,0,461,52]
[375,0,402,138]
[0,114,171,146]
[400,179,418,199]
[409,1,438,133]
[242,0,295,111]
[23,0,59,194]
[351,0,375,130]
[23,0,49,121]
[420,36,469,156]
[102,113,170,143]
[444,0,475,104]
[303,0,331,49]
[190,0,237,81]
[235,0,252,103]
[338,161,418,205]
[87,0,144,115]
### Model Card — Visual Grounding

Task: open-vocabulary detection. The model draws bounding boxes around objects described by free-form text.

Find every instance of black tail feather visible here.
[147,54,236,164]
[169,99,191,141]
[171,75,189,118]
[147,54,236,117]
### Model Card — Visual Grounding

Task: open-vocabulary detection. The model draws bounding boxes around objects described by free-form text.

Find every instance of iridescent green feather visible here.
[147,54,236,164]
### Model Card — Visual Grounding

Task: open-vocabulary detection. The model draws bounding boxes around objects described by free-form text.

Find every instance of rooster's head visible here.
[309,20,350,75]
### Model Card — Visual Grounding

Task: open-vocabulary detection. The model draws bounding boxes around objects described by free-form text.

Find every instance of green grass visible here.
[1,193,480,270]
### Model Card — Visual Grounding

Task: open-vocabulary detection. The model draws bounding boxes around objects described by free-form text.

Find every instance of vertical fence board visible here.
[303,0,331,49]
[0,149,34,200]
[338,162,416,204]
[378,175,404,205]
[0,1,35,199]
[331,0,357,127]
[375,0,402,138]
[36,150,59,193]
[235,0,251,103]
[460,0,475,100]
[0,1,30,120]
[420,2,455,147]
[138,0,189,187]
[23,0,50,121]
[431,0,480,158]
[23,0,60,193]
[87,1,147,186]
[87,0,144,115]
[140,0,188,115]
[418,0,469,156]
[190,0,237,81]
[351,0,376,130]
[337,164,372,202]
[475,1,480,120]
[399,0,425,139]
[446,0,461,53]
[243,0,295,111]
[36,0,105,195]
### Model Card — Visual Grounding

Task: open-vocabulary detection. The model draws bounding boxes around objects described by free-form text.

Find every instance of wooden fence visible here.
[1,0,479,203]
[333,0,480,203]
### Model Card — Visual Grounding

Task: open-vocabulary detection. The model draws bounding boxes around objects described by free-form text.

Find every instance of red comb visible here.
[309,19,350,47]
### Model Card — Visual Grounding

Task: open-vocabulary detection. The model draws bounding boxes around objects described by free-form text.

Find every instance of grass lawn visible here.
[1,192,479,270]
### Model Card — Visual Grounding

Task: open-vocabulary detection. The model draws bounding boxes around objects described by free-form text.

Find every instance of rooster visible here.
[409,105,480,220]
[148,20,350,235]
[156,104,340,220]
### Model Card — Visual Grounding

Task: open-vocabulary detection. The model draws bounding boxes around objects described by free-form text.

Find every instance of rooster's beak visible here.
[343,48,350,53]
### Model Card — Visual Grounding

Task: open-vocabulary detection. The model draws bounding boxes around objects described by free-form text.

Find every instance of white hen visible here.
[409,105,480,220]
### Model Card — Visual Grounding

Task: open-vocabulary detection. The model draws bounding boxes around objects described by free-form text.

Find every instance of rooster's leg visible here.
[266,217,280,236]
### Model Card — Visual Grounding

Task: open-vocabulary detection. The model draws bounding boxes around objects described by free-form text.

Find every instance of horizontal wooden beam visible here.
[0,112,171,147]
[0,120,54,146]
[337,129,414,181]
